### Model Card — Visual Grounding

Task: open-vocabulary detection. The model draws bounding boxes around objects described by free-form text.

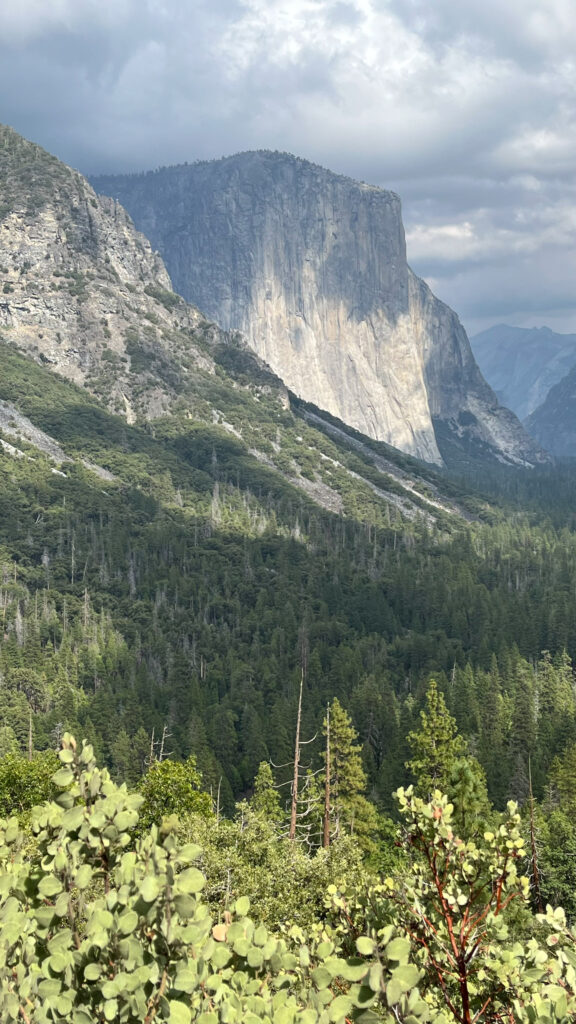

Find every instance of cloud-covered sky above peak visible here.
[1,0,575,335]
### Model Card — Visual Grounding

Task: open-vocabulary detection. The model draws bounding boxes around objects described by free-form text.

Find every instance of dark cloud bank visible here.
[1,0,575,335]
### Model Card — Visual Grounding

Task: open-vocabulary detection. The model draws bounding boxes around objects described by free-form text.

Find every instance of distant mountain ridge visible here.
[471,324,576,421]
[92,151,546,469]
[526,366,576,457]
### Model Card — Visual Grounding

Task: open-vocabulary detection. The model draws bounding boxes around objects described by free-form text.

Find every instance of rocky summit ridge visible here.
[0,124,224,422]
[93,151,546,468]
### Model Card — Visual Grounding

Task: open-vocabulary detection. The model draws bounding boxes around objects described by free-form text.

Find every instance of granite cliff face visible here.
[0,124,219,420]
[93,151,546,467]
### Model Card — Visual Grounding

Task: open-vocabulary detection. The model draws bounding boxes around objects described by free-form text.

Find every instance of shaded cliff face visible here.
[471,324,576,420]
[525,365,576,456]
[93,151,546,466]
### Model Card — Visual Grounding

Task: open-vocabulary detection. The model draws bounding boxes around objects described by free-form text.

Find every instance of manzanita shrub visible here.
[0,739,576,1023]
[0,736,417,1024]
[325,789,576,1024]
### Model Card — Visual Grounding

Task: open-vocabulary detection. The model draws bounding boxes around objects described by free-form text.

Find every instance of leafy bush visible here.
[1,740,576,1022]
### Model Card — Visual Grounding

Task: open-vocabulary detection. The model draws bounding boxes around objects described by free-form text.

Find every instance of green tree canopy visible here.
[322,698,379,853]
[137,755,213,832]
[406,678,466,796]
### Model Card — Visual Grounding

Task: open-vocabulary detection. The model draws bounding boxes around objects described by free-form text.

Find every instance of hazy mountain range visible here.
[471,324,576,456]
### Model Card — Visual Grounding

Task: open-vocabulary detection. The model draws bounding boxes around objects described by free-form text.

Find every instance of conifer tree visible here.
[407,678,466,796]
[408,679,491,835]
[249,761,283,823]
[321,698,378,852]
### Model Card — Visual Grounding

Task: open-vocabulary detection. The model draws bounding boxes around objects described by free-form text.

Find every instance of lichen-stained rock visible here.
[93,151,547,466]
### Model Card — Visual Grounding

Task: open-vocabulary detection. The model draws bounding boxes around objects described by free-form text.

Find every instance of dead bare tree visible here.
[323,702,331,849]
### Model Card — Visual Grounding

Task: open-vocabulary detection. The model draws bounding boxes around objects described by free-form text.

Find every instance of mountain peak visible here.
[471,323,576,421]
[93,152,545,468]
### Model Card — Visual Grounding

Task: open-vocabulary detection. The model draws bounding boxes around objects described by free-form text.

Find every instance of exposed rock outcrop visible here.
[93,151,546,467]
[0,124,217,419]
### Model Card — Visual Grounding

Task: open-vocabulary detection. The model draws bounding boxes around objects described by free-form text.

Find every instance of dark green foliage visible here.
[181,807,364,931]
[249,762,284,823]
[322,699,380,852]
[406,679,466,795]
[3,340,576,816]
[144,283,182,309]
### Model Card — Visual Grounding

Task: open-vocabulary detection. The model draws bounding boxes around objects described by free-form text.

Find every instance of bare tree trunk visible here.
[289,670,304,841]
[528,758,544,913]
[158,724,172,762]
[216,776,222,824]
[323,703,331,849]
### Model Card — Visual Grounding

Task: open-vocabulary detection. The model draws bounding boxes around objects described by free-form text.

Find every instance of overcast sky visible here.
[1,0,575,335]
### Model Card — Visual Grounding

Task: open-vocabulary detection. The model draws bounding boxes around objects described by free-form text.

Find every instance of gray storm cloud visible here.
[1,0,575,334]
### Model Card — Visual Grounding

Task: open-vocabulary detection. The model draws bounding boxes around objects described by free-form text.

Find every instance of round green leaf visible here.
[118,909,138,935]
[169,1001,192,1024]
[177,867,205,894]
[328,995,353,1021]
[140,876,160,902]
[368,962,383,993]
[247,947,263,969]
[48,953,67,974]
[103,999,118,1021]
[356,936,376,957]
[391,964,420,990]
[52,767,74,787]
[174,968,197,994]
[386,938,411,962]
[235,895,250,916]
[75,865,93,890]
[210,945,231,969]
[179,843,203,863]
[174,894,197,918]
[39,876,63,898]
[312,966,333,991]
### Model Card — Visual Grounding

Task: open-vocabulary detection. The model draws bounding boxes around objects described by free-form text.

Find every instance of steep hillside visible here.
[0,123,219,421]
[0,124,488,524]
[93,151,545,469]
[3,341,576,815]
[471,324,576,420]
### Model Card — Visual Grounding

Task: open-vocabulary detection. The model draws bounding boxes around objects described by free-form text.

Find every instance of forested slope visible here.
[2,341,576,821]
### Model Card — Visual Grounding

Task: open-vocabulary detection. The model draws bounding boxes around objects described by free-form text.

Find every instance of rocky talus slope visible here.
[93,151,546,467]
